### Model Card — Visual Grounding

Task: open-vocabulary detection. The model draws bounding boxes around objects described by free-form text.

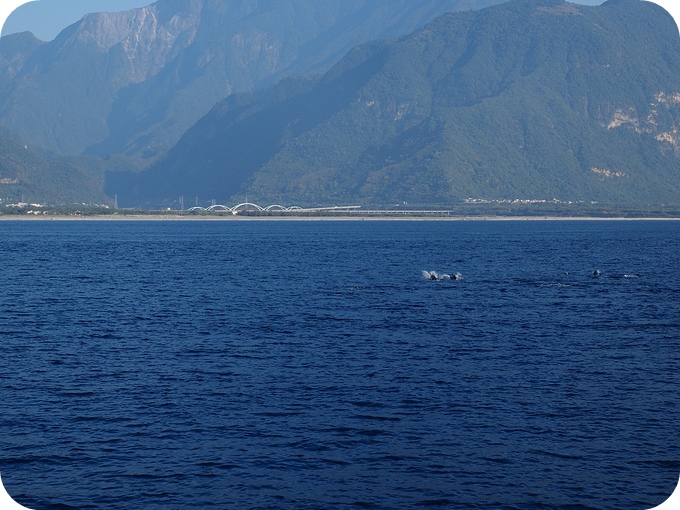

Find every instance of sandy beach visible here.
[1,214,679,221]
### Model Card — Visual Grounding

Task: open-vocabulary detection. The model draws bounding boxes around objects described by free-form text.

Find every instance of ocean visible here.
[0,219,678,509]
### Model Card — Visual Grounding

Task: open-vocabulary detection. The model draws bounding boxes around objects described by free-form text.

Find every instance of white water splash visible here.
[422,270,439,280]
[422,270,462,281]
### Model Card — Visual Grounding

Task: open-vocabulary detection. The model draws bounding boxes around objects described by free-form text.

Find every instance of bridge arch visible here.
[232,202,264,212]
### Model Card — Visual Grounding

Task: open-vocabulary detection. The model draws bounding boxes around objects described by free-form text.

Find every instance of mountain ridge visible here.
[109,0,680,207]
[0,0,503,162]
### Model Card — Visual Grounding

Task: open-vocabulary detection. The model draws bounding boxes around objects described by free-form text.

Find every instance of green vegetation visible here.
[112,0,680,208]
[0,134,111,205]
[0,0,502,162]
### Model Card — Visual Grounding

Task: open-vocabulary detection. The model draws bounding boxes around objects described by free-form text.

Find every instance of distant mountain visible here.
[0,0,503,162]
[110,0,680,208]
[0,32,42,82]
[0,135,110,205]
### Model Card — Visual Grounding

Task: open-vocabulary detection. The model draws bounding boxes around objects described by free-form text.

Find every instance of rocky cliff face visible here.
[66,0,202,83]
[605,92,680,157]
[0,0,503,160]
[112,0,680,208]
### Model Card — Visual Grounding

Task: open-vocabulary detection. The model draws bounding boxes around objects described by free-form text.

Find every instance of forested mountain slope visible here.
[0,0,502,161]
[0,135,109,205]
[111,0,680,207]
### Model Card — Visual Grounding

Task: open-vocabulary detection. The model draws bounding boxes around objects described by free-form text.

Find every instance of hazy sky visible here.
[1,0,613,42]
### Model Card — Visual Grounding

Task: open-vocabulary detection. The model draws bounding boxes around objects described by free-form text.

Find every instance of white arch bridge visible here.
[187,203,360,213]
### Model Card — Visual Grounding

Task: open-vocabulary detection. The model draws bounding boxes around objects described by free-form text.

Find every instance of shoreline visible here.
[1,214,679,221]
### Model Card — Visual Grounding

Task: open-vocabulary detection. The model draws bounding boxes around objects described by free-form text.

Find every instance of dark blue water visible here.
[1,219,678,510]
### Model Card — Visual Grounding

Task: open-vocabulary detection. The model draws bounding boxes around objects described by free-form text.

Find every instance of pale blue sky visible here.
[3,0,605,42]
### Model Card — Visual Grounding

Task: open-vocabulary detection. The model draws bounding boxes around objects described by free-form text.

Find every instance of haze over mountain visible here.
[0,0,607,42]
[1,0,679,207]
[1,0,152,41]
[0,0,503,166]
[0,133,109,204]
[108,0,680,208]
